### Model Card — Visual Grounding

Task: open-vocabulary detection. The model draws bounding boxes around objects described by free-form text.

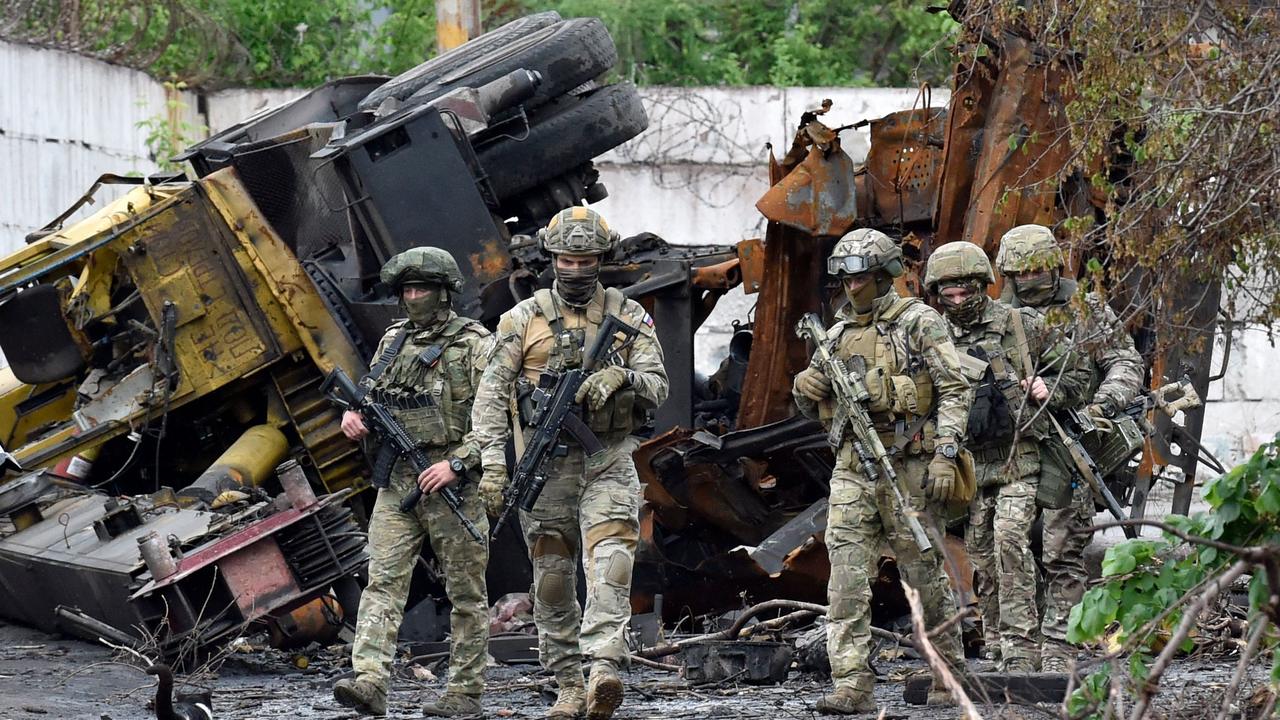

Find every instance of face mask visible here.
[842,271,895,313]
[842,272,882,313]
[1013,272,1058,306]
[401,285,447,326]
[555,258,600,306]
[939,281,988,326]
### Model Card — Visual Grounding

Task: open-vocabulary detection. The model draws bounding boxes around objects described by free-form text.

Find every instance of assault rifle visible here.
[321,367,484,543]
[1047,410,1135,538]
[491,315,641,539]
[796,313,933,553]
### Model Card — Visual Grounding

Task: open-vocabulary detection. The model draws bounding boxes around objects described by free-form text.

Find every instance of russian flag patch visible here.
[643,312,654,327]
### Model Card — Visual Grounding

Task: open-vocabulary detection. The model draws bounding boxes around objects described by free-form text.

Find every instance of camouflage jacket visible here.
[793,291,972,445]
[1009,278,1144,412]
[945,298,1091,443]
[367,311,492,469]
[470,283,669,470]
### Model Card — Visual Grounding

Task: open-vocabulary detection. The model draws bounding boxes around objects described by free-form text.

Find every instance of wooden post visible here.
[436,0,481,53]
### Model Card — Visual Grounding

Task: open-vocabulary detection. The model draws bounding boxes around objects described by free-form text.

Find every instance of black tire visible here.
[358,11,560,111]
[477,82,648,200]
[402,18,618,111]
[361,12,616,113]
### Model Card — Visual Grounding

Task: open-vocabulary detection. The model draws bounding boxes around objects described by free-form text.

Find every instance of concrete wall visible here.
[0,39,1274,471]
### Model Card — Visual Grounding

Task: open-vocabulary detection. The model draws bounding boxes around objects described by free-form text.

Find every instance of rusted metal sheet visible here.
[735,222,826,429]
[736,238,766,295]
[864,106,947,227]
[756,103,859,238]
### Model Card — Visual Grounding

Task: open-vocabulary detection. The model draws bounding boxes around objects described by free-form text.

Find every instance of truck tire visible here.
[477,82,648,200]
[358,11,561,112]
[401,18,618,111]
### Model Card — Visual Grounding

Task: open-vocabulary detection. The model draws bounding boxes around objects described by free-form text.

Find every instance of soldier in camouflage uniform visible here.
[470,207,668,720]
[793,229,972,715]
[333,247,492,718]
[924,241,1089,672]
[995,224,1144,671]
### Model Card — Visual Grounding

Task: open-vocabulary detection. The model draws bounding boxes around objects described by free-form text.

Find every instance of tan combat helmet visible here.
[380,246,464,292]
[538,206,619,256]
[827,228,905,277]
[923,241,994,290]
[994,224,1065,275]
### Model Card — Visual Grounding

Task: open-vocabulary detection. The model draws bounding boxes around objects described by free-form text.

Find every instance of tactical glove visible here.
[925,453,961,503]
[1085,402,1116,431]
[795,367,833,402]
[479,466,507,518]
[575,365,629,411]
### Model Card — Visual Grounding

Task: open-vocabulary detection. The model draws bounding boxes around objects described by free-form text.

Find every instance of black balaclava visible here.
[937,279,988,327]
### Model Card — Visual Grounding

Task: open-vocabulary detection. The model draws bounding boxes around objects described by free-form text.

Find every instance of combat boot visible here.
[423,692,482,717]
[334,676,387,716]
[1040,642,1073,673]
[550,671,588,717]
[815,685,876,715]
[585,660,624,720]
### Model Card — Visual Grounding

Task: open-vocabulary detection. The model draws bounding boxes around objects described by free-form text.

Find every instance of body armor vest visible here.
[371,316,484,450]
[522,287,638,436]
[821,297,935,443]
[955,304,1045,452]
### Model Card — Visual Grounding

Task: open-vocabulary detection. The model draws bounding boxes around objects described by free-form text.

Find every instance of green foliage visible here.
[1064,436,1280,718]
[4,1,959,89]
[512,0,959,87]
[135,82,207,173]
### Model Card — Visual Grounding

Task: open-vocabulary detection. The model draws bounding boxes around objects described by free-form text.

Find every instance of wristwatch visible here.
[936,440,959,460]
[448,457,466,475]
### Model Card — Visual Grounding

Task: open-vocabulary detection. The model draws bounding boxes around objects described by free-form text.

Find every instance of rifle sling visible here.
[362,327,411,388]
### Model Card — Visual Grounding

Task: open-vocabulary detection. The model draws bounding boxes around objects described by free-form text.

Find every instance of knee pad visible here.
[535,569,574,607]
[599,546,632,587]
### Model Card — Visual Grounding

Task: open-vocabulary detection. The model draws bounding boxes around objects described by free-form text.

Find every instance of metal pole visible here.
[436,0,481,53]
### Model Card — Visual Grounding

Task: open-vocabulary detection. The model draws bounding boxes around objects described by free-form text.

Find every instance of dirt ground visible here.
[2,617,1270,720]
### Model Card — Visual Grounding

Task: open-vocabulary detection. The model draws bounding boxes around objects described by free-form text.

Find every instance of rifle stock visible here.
[796,313,933,553]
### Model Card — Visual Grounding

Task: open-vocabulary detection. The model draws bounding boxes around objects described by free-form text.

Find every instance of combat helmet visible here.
[995,224,1064,275]
[827,228,905,277]
[380,247,464,292]
[538,206,619,256]
[923,241,994,289]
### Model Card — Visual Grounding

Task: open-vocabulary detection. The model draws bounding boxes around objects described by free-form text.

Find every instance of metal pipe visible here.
[179,424,289,504]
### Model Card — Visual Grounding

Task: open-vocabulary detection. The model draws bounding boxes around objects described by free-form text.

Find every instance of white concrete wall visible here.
[0,41,201,248]
[0,40,1274,471]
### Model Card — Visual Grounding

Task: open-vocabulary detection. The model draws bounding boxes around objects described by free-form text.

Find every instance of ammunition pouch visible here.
[1035,439,1076,510]
[864,367,920,415]
[393,402,449,448]
[586,385,637,435]
[1083,412,1144,478]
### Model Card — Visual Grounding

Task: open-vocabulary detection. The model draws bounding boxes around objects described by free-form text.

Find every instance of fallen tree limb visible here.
[636,599,912,660]
[903,582,981,720]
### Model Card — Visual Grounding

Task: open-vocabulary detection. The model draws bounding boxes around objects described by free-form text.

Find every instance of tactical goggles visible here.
[827,255,876,276]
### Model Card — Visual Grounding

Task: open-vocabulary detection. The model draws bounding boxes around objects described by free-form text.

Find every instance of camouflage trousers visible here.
[520,436,641,683]
[826,446,963,693]
[351,460,490,695]
[968,445,1040,669]
[1039,477,1092,663]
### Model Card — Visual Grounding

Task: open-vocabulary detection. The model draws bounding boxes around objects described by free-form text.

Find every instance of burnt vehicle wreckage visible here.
[0,9,1221,670]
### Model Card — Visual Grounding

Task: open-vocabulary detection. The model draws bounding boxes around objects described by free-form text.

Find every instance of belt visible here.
[971,445,1011,464]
